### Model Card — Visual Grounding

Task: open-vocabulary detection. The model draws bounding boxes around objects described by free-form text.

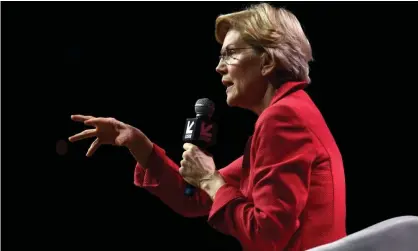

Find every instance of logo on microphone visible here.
[184,119,195,140]
[199,122,213,142]
[183,118,214,143]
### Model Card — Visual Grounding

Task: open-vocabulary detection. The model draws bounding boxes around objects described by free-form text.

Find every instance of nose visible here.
[215,59,227,75]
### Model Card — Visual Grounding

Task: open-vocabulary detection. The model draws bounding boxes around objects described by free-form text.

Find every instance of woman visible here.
[69,3,346,250]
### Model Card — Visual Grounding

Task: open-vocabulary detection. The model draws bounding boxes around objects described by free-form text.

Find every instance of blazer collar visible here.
[269,81,308,106]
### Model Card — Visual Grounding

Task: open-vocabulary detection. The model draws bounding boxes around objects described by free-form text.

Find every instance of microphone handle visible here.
[183,142,209,197]
[184,183,196,196]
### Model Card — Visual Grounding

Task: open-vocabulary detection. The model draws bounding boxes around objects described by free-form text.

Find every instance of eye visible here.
[226,49,236,55]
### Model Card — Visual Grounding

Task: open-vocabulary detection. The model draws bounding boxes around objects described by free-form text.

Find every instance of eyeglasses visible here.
[219,47,253,65]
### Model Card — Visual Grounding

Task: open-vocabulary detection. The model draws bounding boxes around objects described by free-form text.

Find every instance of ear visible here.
[260,51,276,77]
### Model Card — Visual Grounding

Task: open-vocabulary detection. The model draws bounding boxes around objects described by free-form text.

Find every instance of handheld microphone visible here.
[182,98,217,197]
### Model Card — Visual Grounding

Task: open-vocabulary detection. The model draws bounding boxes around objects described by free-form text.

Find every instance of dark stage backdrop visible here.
[3,1,418,250]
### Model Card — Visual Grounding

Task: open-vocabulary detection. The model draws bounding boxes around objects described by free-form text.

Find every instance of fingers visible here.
[180,159,188,168]
[180,157,195,176]
[179,166,184,175]
[71,115,95,122]
[70,114,108,158]
[183,143,196,151]
[179,160,190,177]
[179,163,196,187]
[68,129,97,142]
[183,143,197,161]
[86,138,101,157]
[84,117,110,127]
[182,150,191,160]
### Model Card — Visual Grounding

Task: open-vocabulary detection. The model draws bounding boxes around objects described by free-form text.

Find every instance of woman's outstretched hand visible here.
[68,114,146,157]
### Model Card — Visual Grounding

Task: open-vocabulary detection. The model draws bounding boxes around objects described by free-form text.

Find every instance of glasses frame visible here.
[219,47,254,65]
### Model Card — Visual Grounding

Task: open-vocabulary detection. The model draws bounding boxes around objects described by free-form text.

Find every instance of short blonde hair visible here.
[215,3,313,84]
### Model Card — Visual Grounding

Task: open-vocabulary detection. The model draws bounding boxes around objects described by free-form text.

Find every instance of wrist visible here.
[125,128,153,168]
[200,172,226,200]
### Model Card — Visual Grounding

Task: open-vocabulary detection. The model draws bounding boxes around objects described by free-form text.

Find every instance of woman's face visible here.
[216,29,269,111]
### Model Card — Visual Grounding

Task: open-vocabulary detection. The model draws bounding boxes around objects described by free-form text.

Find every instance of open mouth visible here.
[222,80,234,87]
[222,80,234,94]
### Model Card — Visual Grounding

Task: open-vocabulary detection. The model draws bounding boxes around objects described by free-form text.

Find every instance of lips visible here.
[222,80,234,87]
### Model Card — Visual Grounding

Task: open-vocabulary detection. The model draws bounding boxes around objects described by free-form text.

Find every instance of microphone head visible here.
[195,98,215,118]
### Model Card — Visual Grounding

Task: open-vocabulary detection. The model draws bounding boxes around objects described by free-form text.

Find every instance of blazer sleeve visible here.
[134,143,243,218]
[207,105,317,250]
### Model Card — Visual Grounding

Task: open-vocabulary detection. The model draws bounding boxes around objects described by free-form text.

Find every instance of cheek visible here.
[231,66,262,93]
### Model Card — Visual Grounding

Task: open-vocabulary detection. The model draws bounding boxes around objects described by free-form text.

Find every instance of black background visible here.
[3,1,418,250]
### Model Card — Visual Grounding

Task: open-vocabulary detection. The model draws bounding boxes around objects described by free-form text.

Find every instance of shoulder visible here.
[251,97,317,165]
[256,101,305,132]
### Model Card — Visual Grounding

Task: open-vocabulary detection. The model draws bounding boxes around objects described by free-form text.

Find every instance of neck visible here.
[251,83,276,115]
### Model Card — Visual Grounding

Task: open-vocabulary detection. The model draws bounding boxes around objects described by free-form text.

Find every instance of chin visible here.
[226,94,257,112]
[226,94,236,106]
[226,94,243,108]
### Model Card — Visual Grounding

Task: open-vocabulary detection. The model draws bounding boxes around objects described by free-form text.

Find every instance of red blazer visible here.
[134,81,346,251]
